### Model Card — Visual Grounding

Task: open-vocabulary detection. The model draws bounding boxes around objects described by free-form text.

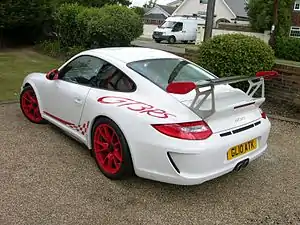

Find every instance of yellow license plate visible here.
[227,139,257,160]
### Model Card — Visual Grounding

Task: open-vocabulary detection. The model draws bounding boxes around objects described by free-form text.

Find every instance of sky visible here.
[131,0,174,7]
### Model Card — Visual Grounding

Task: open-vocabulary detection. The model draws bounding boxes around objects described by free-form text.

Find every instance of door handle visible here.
[182,31,186,33]
[74,98,83,104]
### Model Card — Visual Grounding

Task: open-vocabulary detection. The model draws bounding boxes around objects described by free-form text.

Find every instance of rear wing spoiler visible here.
[166,71,279,118]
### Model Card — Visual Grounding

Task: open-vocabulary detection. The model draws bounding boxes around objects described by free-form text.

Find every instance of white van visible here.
[152,16,205,44]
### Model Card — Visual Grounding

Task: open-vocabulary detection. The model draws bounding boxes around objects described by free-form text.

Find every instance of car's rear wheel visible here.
[91,117,134,180]
[20,86,46,124]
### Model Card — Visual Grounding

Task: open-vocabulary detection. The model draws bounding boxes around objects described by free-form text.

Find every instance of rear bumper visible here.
[131,118,271,185]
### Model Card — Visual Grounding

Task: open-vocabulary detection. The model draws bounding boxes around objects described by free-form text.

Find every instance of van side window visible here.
[172,22,183,32]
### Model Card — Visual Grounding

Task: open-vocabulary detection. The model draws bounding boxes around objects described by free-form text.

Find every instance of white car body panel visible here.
[20,47,272,185]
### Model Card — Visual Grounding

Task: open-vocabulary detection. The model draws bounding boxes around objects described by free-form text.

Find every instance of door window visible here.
[58,55,136,92]
[91,62,136,92]
[172,22,183,32]
[59,55,104,86]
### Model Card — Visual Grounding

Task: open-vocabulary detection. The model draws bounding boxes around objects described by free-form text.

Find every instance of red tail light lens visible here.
[152,121,212,140]
[261,111,267,119]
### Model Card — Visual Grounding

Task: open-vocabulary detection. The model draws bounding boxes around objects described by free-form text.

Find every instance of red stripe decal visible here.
[43,111,90,135]
[43,111,75,125]
[97,96,176,119]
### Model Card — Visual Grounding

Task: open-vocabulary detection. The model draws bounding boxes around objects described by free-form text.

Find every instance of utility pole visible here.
[203,0,216,42]
[269,0,279,49]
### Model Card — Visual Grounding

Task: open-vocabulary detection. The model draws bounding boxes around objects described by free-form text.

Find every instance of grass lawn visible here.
[0,48,62,101]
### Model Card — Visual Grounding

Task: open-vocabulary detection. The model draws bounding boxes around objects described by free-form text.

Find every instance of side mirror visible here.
[166,82,196,94]
[46,69,59,80]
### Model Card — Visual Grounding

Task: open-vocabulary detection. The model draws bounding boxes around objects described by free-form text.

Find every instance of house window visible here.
[290,26,300,38]
[200,0,208,4]
[294,1,300,10]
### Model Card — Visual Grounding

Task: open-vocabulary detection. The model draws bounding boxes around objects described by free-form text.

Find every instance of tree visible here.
[0,0,53,47]
[53,0,131,8]
[246,0,273,33]
[132,6,145,17]
[246,0,294,35]
[143,0,157,8]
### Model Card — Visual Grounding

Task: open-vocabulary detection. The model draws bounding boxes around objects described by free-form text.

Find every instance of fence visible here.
[196,25,271,44]
[140,24,271,45]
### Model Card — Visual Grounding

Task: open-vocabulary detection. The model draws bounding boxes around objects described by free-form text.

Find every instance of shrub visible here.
[55,3,143,48]
[275,37,300,62]
[54,3,86,47]
[36,40,86,59]
[0,0,53,46]
[197,34,275,78]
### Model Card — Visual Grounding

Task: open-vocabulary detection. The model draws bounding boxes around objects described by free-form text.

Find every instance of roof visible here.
[84,47,181,64]
[144,13,167,20]
[166,0,183,6]
[223,0,248,18]
[157,4,177,15]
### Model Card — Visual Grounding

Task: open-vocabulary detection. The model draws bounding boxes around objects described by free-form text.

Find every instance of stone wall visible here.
[265,64,300,108]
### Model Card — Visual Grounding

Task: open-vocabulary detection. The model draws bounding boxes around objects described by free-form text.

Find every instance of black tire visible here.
[168,36,176,44]
[91,117,134,180]
[20,86,47,124]
[154,39,161,43]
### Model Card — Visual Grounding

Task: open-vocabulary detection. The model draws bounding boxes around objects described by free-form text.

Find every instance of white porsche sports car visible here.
[20,47,278,185]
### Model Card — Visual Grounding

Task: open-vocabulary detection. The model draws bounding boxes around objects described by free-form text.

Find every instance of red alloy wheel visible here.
[21,88,43,123]
[93,124,123,175]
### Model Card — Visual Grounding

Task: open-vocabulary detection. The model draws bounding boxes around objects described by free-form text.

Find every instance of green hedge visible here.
[55,3,143,48]
[275,37,300,62]
[197,34,275,78]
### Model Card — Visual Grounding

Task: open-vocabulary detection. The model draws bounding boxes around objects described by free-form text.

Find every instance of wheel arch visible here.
[87,114,137,170]
[21,81,44,112]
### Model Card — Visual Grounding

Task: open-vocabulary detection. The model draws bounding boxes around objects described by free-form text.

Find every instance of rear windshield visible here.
[127,58,217,90]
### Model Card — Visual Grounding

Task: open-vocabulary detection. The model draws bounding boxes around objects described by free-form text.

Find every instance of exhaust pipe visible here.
[233,159,249,172]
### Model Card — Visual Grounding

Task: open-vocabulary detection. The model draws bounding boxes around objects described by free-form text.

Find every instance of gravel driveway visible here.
[1,103,299,225]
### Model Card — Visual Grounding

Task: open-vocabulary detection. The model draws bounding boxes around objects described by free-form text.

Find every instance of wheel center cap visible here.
[108,144,114,152]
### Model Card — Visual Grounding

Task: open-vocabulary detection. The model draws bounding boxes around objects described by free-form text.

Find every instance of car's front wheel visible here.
[91,117,134,180]
[20,86,46,124]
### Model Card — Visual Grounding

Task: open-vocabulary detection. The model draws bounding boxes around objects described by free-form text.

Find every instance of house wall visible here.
[195,25,270,44]
[172,0,243,25]
[141,24,158,38]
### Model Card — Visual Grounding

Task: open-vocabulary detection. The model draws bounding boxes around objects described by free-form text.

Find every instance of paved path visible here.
[1,103,299,225]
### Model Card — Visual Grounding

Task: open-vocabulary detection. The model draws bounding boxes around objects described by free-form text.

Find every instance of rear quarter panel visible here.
[79,67,201,151]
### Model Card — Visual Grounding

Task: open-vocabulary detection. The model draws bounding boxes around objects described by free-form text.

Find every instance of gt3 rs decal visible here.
[43,111,89,135]
[97,96,176,119]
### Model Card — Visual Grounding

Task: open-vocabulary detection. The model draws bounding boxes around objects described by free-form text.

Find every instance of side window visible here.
[59,55,104,86]
[172,22,183,32]
[90,61,136,92]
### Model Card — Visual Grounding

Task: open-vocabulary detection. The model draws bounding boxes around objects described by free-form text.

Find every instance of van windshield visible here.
[161,21,176,28]
[127,58,217,90]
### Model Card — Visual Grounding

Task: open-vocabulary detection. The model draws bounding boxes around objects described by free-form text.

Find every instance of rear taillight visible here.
[152,121,212,140]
